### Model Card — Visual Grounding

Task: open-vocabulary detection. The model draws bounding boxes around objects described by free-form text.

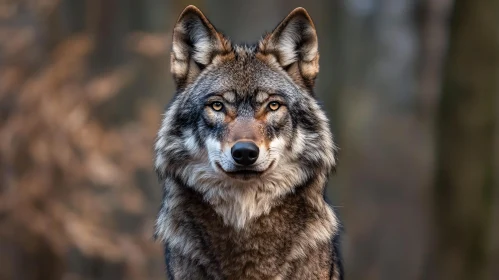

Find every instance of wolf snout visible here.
[231,141,259,166]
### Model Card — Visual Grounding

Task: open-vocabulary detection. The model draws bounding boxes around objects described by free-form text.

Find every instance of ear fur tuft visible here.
[171,5,232,89]
[258,7,319,91]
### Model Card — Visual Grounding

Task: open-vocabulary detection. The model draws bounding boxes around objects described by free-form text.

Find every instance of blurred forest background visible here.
[0,0,498,279]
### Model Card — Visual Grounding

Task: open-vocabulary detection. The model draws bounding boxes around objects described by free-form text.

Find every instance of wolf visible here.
[154,5,343,280]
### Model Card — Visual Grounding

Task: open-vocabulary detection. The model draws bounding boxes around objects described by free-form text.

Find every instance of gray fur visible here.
[155,6,343,280]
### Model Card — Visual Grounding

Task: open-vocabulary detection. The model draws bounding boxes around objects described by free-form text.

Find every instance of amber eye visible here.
[211,102,223,111]
[268,101,281,111]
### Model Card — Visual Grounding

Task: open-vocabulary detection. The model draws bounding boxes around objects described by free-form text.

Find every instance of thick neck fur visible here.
[156,169,337,235]
[155,173,339,279]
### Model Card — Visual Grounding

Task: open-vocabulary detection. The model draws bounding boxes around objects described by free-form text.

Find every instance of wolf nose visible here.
[231,141,259,166]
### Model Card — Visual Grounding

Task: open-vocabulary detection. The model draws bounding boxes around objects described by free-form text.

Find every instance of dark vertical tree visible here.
[334,1,426,278]
[432,0,498,279]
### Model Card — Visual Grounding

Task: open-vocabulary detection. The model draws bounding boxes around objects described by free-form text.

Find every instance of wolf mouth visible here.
[216,161,274,180]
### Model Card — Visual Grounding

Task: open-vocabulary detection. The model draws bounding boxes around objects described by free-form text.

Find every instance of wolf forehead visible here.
[184,46,301,100]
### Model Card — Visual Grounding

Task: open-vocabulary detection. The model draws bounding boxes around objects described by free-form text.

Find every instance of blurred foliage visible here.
[0,1,170,279]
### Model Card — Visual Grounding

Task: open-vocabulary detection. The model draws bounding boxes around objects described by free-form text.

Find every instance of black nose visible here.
[231,141,259,166]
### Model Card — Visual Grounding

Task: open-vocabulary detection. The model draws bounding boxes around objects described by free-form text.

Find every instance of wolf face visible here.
[155,6,337,229]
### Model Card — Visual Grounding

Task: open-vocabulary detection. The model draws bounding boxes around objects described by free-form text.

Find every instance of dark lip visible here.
[216,161,274,181]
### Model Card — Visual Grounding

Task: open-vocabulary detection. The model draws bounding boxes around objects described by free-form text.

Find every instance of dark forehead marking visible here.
[203,92,236,103]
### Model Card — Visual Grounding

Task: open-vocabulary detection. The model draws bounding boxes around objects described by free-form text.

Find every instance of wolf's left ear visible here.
[171,5,232,90]
[258,8,319,91]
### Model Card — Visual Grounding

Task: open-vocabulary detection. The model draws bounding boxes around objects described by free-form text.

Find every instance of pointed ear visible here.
[258,8,319,91]
[171,5,231,90]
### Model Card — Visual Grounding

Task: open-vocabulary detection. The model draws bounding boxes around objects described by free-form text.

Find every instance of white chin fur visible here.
[205,137,277,174]
[173,136,306,229]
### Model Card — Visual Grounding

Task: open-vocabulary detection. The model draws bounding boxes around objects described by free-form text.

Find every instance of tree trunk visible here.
[432,0,498,279]
[334,1,426,279]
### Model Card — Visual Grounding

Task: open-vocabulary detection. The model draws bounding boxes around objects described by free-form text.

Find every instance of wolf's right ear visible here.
[171,6,231,90]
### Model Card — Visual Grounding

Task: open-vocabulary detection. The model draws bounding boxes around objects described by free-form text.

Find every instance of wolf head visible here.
[155,6,336,227]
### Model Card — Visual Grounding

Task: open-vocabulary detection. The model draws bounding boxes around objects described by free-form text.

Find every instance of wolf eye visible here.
[211,102,224,111]
[268,101,281,111]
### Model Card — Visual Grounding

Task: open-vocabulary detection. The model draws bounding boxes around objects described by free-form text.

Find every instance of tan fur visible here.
[227,119,263,143]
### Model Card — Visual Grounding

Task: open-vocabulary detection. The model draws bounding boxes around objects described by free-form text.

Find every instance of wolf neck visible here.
[155,173,339,262]
[208,183,285,229]
[177,172,333,230]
